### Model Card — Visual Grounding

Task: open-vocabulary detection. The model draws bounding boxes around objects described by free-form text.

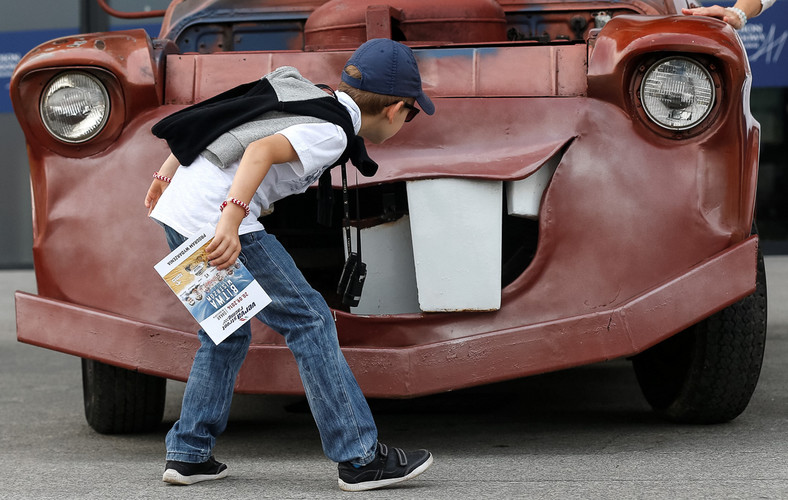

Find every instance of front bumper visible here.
[17,236,758,398]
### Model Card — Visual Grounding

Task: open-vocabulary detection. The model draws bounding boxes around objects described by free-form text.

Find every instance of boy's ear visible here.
[385,101,404,123]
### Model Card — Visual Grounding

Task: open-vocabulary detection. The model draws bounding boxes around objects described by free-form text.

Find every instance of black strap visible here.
[355,169,361,262]
[341,163,362,261]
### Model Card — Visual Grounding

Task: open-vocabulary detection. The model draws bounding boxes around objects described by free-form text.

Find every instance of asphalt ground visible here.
[2,258,787,499]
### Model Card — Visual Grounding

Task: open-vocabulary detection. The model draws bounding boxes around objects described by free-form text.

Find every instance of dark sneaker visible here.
[162,456,229,485]
[337,442,433,491]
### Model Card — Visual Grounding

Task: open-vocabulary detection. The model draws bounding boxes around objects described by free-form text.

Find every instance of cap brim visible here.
[417,93,435,115]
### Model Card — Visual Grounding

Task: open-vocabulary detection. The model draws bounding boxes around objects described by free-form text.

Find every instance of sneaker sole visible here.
[338,453,434,492]
[162,468,229,485]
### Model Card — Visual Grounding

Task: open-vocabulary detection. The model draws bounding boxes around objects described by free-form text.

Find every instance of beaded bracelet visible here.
[220,197,251,218]
[152,172,172,183]
[729,6,747,29]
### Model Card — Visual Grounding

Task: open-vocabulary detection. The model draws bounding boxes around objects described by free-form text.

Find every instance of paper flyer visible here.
[154,226,271,345]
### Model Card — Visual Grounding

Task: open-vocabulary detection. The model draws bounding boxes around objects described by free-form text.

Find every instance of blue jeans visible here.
[163,225,378,465]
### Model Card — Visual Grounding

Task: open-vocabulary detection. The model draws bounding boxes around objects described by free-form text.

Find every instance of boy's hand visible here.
[144,180,168,215]
[206,205,245,269]
[145,153,180,214]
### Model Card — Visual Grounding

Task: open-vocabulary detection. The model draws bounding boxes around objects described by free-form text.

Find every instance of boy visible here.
[144,38,435,491]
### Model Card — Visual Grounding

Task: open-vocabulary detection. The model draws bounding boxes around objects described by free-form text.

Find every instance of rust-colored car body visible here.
[12,0,759,400]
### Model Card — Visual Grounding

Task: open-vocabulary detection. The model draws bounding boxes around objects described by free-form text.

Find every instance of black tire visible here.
[81,359,166,434]
[632,247,767,424]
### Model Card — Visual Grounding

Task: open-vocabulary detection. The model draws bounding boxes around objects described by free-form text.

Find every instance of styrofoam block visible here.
[347,215,421,315]
[407,178,502,312]
[505,153,560,219]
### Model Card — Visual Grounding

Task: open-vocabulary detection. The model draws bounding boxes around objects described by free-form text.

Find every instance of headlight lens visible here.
[40,72,110,143]
[640,57,715,131]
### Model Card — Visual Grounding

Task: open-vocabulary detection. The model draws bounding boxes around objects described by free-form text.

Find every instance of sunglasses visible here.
[401,101,420,122]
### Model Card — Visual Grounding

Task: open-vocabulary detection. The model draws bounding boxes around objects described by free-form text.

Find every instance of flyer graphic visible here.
[154,226,271,344]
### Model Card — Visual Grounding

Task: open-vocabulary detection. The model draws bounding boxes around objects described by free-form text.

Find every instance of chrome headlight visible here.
[640,57,715,131]
[40,71,110,143]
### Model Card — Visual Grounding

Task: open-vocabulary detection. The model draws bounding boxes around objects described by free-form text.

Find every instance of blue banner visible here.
[720,0,788,87]
[1,29,76,113]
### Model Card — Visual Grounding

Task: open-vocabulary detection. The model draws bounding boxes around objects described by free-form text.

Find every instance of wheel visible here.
[632,247,767,424]
[81,359,166,434]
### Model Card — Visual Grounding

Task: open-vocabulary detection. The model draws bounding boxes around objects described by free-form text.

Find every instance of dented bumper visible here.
[16,236,758,397]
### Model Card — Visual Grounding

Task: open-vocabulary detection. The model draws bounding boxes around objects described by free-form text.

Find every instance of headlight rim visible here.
[39,70,111,144]
[634,54,721,139]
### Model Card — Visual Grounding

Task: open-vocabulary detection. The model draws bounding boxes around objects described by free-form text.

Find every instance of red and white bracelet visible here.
[152,172,172,183]
[220,197,251,218]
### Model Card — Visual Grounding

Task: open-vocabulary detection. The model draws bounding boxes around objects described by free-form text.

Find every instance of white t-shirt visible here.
[150,91,361,237]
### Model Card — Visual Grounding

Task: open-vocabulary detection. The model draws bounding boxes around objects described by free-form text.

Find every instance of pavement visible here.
[1,258,787,499]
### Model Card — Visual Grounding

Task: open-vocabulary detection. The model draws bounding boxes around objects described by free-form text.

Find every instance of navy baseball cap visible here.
[342,38,434,115]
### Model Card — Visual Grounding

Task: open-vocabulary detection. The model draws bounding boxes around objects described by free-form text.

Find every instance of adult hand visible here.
[681,4,751,29]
